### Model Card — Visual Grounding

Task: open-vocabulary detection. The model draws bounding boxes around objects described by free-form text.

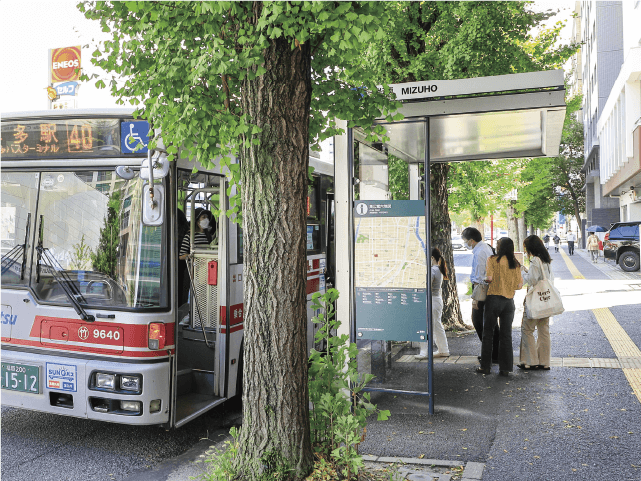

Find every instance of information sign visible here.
[356,287,427,342]
[354,200,429,342]
[1,118,120,158]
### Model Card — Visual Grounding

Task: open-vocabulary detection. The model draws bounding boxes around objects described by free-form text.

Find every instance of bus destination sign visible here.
[1,119,125,159]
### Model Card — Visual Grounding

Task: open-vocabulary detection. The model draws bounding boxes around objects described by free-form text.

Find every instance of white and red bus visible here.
[1,109,334,427]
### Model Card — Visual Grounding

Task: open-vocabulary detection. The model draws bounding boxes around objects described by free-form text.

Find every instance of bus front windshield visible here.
[1,170,168,310]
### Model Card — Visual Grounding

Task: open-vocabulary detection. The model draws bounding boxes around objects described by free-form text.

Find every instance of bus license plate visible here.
[1,362,40,394]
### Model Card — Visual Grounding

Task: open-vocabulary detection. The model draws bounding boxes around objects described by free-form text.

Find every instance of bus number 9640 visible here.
[93,329,120,341]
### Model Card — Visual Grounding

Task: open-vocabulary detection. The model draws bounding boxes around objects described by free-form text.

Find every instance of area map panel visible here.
[354,200,428,342]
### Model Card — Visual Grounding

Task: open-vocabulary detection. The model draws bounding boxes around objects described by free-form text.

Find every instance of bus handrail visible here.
[188,186,221,350]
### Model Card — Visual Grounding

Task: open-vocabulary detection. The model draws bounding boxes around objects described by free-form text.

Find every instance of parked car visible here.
[603,222,640,272]
[451,234,465,250]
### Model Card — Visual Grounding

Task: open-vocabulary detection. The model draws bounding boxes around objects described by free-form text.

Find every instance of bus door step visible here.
[176,369,216,396]
[175,394,227,428]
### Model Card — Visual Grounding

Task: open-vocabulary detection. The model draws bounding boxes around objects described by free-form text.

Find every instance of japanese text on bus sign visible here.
[1,119,121,158]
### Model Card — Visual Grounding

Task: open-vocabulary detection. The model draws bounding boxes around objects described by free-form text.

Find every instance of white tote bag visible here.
[525,258,564,319]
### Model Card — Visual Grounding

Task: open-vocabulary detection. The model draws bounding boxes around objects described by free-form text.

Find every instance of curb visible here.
[122,427,234,481]
[361,455,485,481]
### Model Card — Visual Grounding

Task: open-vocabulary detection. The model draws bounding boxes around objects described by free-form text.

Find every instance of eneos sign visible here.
[51,46,81,83]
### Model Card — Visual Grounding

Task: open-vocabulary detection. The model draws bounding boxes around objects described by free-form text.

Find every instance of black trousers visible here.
[472,298,499,360]
[568,241,575,255]
[481,295,515,372]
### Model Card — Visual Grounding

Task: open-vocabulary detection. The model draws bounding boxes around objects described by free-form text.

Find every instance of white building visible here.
[579,1,625,235]
[569,2,583,99]
[596,1,641,222]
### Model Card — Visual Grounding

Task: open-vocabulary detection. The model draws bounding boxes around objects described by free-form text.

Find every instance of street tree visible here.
[79,2,400,479]
[364,1,577,329]
[548,94,585,238]
[516,157,558,233]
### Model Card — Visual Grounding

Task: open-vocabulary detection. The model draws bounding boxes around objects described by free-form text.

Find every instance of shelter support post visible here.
[424,119,434,415]
[334,120,352,344]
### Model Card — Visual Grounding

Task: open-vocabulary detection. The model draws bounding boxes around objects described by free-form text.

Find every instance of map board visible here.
[354,200,428,342]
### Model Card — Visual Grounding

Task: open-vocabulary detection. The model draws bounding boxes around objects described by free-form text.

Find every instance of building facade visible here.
[579,1,625,234]
[596,1,641,222]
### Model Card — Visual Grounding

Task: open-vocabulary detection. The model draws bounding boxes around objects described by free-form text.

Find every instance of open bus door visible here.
[172,172,229,427]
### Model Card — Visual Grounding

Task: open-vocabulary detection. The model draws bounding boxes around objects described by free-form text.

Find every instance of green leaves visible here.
[309,289,390,477]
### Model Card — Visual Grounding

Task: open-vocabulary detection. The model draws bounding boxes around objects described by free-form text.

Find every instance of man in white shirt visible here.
[567,231,576,255]
[461,227,499,362]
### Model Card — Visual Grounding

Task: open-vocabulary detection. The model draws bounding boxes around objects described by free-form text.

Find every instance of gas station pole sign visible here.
[48,46,81,109]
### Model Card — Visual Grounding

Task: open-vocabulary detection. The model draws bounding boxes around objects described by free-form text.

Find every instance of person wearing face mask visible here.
[461,227,499,363]
[415,247,450,359]
[179,208,216,261]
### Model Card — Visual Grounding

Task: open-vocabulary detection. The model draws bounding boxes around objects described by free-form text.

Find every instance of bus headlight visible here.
[96,373,116,390]
[120,375,141,392]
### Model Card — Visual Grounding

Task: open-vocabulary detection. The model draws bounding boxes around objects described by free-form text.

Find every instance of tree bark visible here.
[238,32,314,479]
[506,203,517,244]
[431,163,467,330]
[517,217,526,251]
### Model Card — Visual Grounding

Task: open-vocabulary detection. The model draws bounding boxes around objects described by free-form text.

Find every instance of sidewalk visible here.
[127,247,641,481]
[355,246,641,481]
[573,247,641,281]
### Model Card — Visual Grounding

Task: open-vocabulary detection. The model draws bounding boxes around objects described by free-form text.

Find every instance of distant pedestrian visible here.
[567,231,576,255]
[461,227,499,363]
[415,248,450,360]
[587,232,600,263]
[553,234,560,252]
[543,234,550,250]
[518,235,553,371]
[477,237,523,376]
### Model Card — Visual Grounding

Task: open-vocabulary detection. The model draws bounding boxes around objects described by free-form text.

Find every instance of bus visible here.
[1,109,334,427]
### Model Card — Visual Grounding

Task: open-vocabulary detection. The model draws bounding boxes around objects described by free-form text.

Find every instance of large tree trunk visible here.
[431,163,467,330]
[573,203,583,248]
[238,30,314,479]
[506,202,517,244]
[517,217,526,252]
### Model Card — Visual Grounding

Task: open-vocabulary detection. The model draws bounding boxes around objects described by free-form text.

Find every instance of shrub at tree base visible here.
[198,289,390,481]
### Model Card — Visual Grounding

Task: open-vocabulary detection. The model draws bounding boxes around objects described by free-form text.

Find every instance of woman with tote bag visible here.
[518,235,555,371]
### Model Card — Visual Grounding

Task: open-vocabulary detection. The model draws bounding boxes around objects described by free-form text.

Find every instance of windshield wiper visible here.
[1,244,24,276]
[36,216,95,322]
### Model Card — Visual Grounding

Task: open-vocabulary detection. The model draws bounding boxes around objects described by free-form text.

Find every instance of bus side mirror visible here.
[142,184,165,226]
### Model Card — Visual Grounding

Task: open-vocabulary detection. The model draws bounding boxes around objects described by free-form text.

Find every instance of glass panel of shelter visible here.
[353,121,431,395]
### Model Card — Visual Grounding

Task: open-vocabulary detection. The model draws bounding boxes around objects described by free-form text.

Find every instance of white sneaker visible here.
[414,353,428,360]
[433,352,450,358]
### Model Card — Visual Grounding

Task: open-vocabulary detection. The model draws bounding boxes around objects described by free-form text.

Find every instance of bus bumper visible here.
[1,350,170,425]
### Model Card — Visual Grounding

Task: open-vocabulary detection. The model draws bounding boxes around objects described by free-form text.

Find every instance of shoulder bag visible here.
[471,283,488,301]
[525,258,564,319]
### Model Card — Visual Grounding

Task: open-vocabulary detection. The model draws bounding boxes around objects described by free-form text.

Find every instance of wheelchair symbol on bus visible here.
[125,124,147,151]
[121,121,150,154]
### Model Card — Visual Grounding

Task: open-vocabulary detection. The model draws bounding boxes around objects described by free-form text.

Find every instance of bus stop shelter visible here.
[333,70,567,413]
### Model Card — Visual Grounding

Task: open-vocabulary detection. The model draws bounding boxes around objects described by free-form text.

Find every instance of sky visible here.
[0,1,576,115]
